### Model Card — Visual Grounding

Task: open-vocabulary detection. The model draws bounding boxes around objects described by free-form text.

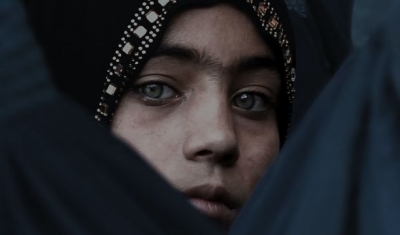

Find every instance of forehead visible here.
[161,4,274,65]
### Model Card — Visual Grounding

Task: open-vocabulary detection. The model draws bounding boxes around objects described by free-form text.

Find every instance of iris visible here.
[233,92,268,111]
[140,83,176,99]
[143,84,164,98]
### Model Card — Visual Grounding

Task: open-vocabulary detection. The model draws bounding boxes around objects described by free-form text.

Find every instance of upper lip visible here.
[183,184,240,210]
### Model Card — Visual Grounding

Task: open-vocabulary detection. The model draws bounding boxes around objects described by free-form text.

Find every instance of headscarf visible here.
[285,0,353,129]
[24,0,296,141]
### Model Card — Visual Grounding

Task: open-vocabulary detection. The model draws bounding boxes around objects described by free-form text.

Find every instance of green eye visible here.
[233,92,269,111]
[139,83,177,99]
[234,93,255,110]
[142,84,163,98]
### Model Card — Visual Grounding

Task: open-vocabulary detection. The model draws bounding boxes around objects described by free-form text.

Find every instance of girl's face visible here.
[112,4,280,228]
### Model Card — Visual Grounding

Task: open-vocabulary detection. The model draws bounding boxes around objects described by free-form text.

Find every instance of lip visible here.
[189,198,233,219]
[183,184,240,222]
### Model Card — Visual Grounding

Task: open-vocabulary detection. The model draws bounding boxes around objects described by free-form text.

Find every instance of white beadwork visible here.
[146,11,159,23]
[122,42,134,55]
[158,0,169,7]
[106,84,117,95]
[134,26,147,38]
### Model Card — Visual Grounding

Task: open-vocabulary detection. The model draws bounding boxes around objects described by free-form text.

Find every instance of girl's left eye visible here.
[138,83,177,99]
[232,92,269,112]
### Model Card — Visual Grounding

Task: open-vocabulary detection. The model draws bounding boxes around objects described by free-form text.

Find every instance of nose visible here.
[183,94,239,166]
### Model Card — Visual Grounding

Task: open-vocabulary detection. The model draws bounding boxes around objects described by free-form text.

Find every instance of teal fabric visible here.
[285,0,353,128]
[230,2,400,233]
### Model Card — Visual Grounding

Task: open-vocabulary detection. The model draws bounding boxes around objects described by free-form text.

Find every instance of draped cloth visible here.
[286,0,353,128]
[230,1,400,233]
[0,1,223,234]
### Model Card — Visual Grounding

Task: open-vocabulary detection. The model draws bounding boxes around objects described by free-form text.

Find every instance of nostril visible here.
[195,150,238,166]
[197,150,213,157]
[219,153,238,167]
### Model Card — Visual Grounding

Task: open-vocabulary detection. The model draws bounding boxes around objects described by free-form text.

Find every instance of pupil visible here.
[240,94,248,103]
[145,84,162,98]
[238,93,254,109]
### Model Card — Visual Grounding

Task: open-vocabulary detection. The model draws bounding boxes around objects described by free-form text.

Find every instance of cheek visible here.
[111,96,184,178]
[234,117,280,192]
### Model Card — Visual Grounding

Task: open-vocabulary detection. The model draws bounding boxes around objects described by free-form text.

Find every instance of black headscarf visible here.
[24,0,296,141]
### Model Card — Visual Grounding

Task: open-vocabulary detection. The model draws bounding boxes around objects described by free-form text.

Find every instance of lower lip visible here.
[189,198,235,219]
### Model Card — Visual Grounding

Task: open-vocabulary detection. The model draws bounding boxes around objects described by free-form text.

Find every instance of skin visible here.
[112,4,280,228]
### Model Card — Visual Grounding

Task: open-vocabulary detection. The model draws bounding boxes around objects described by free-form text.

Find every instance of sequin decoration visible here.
[146,11,159,23]
[106,84,117,95]
[114,64,123,76]
[133,26,147,38]
[158,0,170,7]
[268,17,279,29]
[291,68,296,82]
[100,103,110,116]
[284,48,290,57]
[122,42,134,55]
[258,1,267,16]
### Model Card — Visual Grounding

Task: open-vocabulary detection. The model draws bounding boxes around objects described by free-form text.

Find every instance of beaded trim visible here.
[95,0,296,129]
[247,0,296,107]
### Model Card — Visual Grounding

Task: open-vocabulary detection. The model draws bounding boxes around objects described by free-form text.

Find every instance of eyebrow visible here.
[152,43,197,60]
[152,43,220,70]
[151,43,278,74]
[236,55,278,73]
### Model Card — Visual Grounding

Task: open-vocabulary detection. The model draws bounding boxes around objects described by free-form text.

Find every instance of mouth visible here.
[183,184,240,225]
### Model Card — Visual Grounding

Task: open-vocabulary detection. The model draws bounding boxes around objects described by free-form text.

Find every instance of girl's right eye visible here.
[134,82,180,106]
[139,83,177,99]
